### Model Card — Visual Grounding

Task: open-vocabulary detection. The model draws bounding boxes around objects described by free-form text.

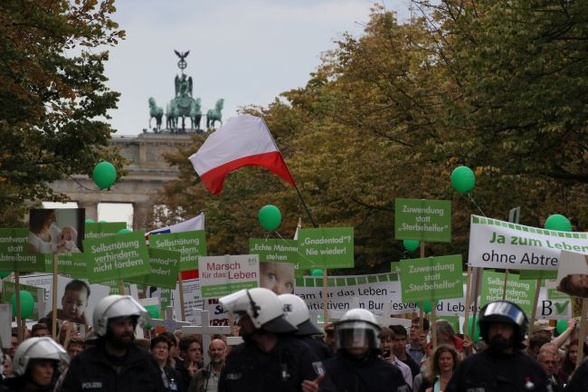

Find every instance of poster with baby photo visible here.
[556,250,588,298]
[28,208,85,254]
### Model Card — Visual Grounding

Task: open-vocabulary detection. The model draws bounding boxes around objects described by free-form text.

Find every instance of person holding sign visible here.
[446,300,549,392]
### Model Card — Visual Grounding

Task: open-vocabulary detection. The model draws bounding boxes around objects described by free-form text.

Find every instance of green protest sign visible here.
[149,230,207,272]
[84,231,150,283]
[84,222,127,239]
[126,248,181,289]
[43,252,89,278]
[395,198,451,242]
[297,227,354,269]
[0,228,45,272]
[55,222,128,278]
[249,238,298,264]
[399,255,463,302]
[481,270,536,314]
[519,270,557,280]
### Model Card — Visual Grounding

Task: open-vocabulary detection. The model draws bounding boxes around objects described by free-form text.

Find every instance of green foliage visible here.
[0,0,126,225]
[153,1,588,273]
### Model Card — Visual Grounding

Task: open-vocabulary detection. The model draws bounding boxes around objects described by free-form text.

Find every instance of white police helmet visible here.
[92,295,150,336]
[219,288,297,334]
[12,337,68,376]
[279,293,322,336]
[335,308,381,351]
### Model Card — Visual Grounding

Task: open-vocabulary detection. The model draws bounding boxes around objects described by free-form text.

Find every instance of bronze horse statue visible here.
[206,98,224,129]
[148,97,164,132]
[190,98,202,131]
[165,100,178,131]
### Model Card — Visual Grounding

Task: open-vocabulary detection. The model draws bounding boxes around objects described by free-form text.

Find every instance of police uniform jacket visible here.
[219,335,321,392]
[445,349,549,392]
[59,341,167,392]
[322,351,410,392]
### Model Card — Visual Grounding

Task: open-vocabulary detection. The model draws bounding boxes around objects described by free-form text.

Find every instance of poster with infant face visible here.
[556,250,588,298]
[28,208,85,254]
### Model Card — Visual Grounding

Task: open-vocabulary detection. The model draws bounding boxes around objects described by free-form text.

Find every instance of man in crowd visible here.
[390,324,421,379]
[59,294,166,391]
[218,287,324,392]
[407,316,429,364]
[176,335,203,391]
[446,300,549,392]
[322,308,410,392]
[189,338,227,392]
[537,343,564,392]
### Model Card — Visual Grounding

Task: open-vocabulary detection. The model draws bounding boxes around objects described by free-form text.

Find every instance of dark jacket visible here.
[219,335,322,392]
[2,376,55,392]
[564,356,588,392]
[59,340,167,392]
[322,351,410,392]
[446,349,549,392]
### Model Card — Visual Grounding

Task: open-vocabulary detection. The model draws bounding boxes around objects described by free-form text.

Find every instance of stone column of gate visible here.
[132,202,152,231]
[77,201,98,222]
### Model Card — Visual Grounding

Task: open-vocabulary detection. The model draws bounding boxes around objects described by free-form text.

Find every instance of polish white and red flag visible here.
[189,115,296,194]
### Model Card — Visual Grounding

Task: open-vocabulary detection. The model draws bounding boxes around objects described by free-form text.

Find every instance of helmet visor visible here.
[481,301,526,326]
[336,323,378,351]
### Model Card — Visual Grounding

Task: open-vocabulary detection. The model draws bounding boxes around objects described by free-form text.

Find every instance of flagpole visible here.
[294,186,318,228]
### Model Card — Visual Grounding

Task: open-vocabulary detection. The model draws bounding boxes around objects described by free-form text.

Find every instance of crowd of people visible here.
[1,292,587,392]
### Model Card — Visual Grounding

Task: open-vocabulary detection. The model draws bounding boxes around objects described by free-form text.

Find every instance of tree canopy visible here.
[153,1,588,272]
[0,0,126,225]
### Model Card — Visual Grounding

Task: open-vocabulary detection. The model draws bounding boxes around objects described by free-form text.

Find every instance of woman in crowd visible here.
[418,344,460,392]
[3,337,68,392]
[557,338,588,384]
[150,334,183,392]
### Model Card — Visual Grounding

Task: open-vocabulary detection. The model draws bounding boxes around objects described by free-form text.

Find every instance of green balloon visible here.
[143,305,160,329]
[556,319,568,335]
[450,166,476,193]
[258,205,282,231]
[85,219,95,224]
[117,228,132,235]
[93,161,117,189]
[403,240,420,252]
[421,300,433,313]
[467,315,481,342]
[311,268,324,277]
[10,291,35,319]
[544,214,572,232]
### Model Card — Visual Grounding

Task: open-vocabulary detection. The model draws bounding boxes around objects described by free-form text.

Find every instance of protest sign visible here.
[469,215,588,270]
[149,230,207,272]
[84,231,150,283]
[0,228,44,272]
[249,238,298,264]
[395,198,451,242]
[297,227,354,269]
[399,255,463,301]
[480,270,536,314]
[126,248,181,289]
[198,254,259,298]
[295,273,417,316]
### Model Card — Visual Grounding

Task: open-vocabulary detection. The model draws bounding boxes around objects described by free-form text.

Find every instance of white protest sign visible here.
[295,273,418,316]
[469,215,588,270]
[198,254,259,298]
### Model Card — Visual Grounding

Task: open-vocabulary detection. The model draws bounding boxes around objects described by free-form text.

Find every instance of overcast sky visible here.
[104,0,411,136]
